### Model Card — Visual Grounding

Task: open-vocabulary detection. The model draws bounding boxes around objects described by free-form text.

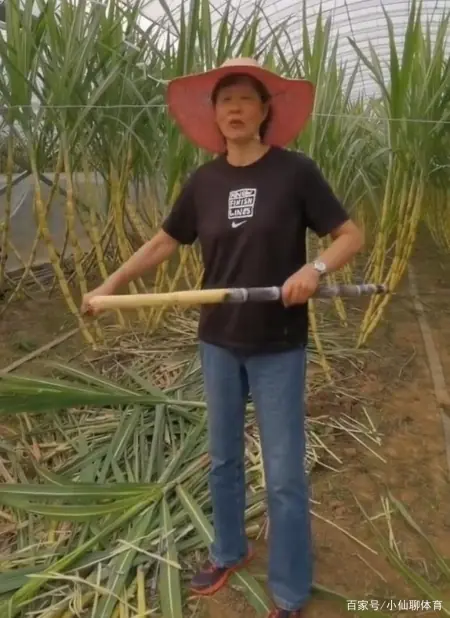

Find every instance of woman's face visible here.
[213,78,268,145]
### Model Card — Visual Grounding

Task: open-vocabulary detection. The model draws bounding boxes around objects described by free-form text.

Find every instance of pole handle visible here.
[88,283,388,312]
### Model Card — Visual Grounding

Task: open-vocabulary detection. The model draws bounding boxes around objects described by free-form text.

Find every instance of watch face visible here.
[314,261,326,273]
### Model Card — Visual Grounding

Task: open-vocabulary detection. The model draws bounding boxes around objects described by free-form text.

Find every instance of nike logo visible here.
[231,220,246,228]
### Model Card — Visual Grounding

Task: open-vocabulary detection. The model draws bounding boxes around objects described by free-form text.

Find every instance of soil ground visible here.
[0,235,449,617]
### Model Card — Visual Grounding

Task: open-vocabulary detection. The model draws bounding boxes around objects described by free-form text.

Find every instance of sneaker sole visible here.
[189,550,254,597]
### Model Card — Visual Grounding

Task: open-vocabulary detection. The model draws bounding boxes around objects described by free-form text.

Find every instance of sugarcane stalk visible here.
[0,123,14,291]
[28,153,95,346]
[62,139,103,342]
[318,237,347,325]
[390,179,424,289]
[4,237,46,291]
[358,171,425,346]
[125,199,151,246]
[0,152,66,315]
[149,245,192,331]
[367,161,398,283]
[122,145,151,248]
[308,300,332,382]
[109,163,148,324]
[388,174,421,287]
[110,576,138,618]
[360,168,411,334]
[136,566,147,617]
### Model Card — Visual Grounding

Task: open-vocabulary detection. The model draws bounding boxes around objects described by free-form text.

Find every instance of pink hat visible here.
[166,57,315,154]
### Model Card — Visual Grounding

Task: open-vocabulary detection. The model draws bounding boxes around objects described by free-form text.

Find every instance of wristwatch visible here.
[312,259,327,277]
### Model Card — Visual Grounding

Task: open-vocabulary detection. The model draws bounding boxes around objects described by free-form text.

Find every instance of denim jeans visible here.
[199,341,312,611]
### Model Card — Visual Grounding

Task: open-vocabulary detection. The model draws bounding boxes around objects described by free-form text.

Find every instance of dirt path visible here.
[199,240,450,618]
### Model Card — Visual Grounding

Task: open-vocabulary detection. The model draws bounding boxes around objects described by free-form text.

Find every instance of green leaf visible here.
[354,495,450,615]
[0,482,160,500]
[94,505,158,618]
[387,490,450,579]
[0,494,148,521]
[176,485,271,615]
[7,494,161,617]
[159,498,183,618]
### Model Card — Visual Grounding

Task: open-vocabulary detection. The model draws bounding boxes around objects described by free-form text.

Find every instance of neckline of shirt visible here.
[218,145,277,171]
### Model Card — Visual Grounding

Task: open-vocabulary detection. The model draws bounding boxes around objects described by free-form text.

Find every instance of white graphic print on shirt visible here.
[228,188,256,228]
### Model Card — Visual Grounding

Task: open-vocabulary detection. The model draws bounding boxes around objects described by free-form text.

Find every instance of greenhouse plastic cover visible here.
[140,0,450,96]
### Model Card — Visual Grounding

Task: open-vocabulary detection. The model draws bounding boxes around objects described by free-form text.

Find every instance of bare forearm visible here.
[283,221,364,306]
[317,223,364,273]
[102,230,178,293]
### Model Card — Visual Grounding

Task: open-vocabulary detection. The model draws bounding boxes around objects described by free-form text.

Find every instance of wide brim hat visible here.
[166,57,315,154]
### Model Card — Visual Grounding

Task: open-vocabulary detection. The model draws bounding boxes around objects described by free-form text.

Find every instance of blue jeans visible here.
[199,341,312,611]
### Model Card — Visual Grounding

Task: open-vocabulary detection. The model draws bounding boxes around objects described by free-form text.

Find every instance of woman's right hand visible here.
[81,284,114,317]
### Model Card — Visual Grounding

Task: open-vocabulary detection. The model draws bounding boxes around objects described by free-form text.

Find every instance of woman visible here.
[82,57,363,617]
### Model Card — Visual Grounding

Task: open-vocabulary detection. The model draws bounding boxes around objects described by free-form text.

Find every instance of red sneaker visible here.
[189,550,254,596]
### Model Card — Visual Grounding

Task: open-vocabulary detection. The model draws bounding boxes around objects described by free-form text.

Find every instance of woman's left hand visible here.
[281,265,321,306]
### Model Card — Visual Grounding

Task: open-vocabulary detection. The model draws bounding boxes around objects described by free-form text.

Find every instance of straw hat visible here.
[166,57,315,154]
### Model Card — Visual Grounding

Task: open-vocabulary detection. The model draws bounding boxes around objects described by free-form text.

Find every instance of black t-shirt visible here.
[162,146,349,354]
